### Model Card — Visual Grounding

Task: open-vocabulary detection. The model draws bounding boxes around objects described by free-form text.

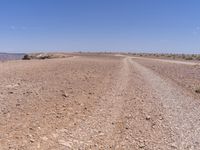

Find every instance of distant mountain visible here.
[0,53,25,61]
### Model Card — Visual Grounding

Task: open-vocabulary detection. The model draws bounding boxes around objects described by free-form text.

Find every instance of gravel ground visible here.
[133,57,200,98]
[0,55,200,149]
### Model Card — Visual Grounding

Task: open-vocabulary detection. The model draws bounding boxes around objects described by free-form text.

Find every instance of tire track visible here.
[130,58,200,149]
[55,58,130,149]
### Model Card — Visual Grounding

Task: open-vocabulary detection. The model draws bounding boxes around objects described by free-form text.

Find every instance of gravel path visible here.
[131,57,200,149]
[132,56,200,66]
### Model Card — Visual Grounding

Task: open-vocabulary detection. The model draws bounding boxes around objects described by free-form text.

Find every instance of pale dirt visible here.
[131,56,200,66]
[0,55,200,150]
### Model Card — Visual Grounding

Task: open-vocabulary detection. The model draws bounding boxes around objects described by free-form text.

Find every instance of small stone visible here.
[195,88,200,94]
[16,103,20,107]
[159,116,164,120]
[139,143,145,148]
[146,115,151,120]
[138,140,146,148]
[170,143,178,149]
[151,122,156,128]
[62,93,69,98]
[29,127,34,130]
[30,139,35,143]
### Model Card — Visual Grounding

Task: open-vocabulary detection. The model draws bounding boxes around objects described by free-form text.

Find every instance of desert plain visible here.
[0,53,200,149]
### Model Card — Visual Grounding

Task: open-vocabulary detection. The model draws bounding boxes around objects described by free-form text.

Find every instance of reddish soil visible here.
[0,54,200,149]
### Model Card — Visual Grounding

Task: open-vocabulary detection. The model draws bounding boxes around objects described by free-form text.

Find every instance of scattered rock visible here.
[16,103,20,107]
[159,115,164,120]
[29,127,34,130]
[62,93,69,98]
[22,53,70,60]
[30,139,35,143]
[138,141,146,148]
[170,143,178,149]
[6,84,20,88]
[146,115,151,120]
[195,88,200,94]
[151,122,156,128]
[36,53,50,59]
[23,53,50,60]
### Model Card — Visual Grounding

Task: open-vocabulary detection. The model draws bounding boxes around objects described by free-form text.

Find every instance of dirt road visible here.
[131,56,200,66]
[0,55,200,149]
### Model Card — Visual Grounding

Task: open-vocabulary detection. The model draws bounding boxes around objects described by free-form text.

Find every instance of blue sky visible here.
[0,0,200,53]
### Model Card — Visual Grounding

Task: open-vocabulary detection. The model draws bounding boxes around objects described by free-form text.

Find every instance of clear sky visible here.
[0,0,200,53]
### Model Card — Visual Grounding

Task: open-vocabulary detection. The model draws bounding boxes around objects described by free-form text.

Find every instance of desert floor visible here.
[0,54,200,149]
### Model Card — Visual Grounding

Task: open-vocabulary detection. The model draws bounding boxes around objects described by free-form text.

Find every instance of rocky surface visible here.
[22,53,73,60]
[0,54,200,149]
